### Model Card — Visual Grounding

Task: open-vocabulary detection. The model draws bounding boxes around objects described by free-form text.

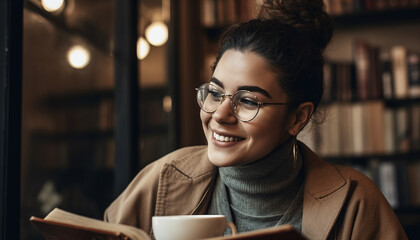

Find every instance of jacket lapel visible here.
[299,143,350,240]
[154,146,217,216]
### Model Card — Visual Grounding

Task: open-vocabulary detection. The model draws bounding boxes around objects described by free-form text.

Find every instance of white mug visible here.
[152,215,237,240]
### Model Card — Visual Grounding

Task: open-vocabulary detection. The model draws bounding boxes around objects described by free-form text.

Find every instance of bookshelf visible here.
[195,0,420,238]
[316,2,420,238]
[32,87,173,170]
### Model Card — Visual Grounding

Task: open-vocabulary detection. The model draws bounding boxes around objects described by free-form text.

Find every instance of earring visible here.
[292,135,298,168]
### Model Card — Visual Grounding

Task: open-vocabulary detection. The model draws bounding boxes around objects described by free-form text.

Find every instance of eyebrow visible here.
[210,77,272,98]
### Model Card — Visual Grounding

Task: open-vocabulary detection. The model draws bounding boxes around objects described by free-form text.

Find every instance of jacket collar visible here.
[299,142,350,240]
[154,146,217,216]
[170,146,216,178]
[169,144,348,198]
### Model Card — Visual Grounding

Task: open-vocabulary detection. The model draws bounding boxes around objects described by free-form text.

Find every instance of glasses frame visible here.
[196,83,289,122]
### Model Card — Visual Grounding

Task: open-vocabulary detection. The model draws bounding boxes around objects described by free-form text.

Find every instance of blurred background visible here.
[1,0,420,239]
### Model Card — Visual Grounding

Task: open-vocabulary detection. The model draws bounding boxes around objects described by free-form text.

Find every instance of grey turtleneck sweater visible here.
[207,138,304,233]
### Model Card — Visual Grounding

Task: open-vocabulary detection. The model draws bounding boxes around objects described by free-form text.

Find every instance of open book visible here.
[30,208,307,240]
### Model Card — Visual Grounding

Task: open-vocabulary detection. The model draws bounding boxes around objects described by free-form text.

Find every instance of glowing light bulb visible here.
[137,37,150,60]
[67,45,90,69]
[163,96,172,112]
[145,22,168,47]
[41,0,65,12]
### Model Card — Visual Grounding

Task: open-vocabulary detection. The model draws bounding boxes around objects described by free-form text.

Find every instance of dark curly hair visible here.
[211,0,333,118]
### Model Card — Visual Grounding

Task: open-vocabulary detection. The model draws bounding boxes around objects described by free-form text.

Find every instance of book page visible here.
[44,208,150,240]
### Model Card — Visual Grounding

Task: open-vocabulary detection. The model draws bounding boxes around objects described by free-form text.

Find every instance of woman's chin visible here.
[207,153,232,167]
[207,151,243,167]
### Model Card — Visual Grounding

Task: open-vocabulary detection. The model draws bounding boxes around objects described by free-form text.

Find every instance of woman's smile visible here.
[212,131,244,142]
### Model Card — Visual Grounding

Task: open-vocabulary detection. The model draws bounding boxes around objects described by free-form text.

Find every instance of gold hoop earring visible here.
[292,135,298,168]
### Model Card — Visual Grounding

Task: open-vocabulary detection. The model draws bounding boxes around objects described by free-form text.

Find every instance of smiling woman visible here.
[104,0,408,239]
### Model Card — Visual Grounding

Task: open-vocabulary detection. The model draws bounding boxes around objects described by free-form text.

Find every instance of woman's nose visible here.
[212,97,238,124]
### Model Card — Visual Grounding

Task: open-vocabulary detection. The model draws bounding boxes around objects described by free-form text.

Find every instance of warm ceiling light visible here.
[67,45,90,69]
[137,37,150,60]
[145,21,168,47]
[41,0,65,12]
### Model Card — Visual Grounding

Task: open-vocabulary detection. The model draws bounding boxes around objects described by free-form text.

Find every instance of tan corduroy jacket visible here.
[104,143,408,240]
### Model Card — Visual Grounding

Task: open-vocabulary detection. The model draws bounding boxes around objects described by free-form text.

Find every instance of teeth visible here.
[213,132,242,142]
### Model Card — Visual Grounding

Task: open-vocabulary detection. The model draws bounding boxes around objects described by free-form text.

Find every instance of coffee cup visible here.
[152,215,237,240]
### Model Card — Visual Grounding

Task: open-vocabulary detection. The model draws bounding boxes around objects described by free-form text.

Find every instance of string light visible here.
[137,37,150,60]
[145,21,168,47]
[41,0,65,13]
[67,45,90,69]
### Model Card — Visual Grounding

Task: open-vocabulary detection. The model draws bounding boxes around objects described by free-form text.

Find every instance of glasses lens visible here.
[232,91,259,121]
[197,84,222,113]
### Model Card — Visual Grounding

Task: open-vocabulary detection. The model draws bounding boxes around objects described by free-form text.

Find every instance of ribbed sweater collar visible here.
[218,137,302,195]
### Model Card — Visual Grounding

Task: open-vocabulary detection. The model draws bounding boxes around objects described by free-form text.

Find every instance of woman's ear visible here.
[288,102,314,135]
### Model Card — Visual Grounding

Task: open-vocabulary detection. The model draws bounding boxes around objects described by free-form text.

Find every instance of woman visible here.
[105,0,407,239]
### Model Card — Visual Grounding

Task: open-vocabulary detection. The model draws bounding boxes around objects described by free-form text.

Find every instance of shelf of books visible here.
[299,38,420,208]
[298,21,420,238]
[198,0,261,83]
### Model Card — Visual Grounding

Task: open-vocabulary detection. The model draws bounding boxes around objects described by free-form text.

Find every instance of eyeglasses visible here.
[196,83,289,122]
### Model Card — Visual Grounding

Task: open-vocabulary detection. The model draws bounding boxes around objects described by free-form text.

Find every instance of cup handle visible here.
[227,222,237,235]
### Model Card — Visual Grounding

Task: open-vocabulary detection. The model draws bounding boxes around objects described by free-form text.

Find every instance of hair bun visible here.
[258,0,333,50]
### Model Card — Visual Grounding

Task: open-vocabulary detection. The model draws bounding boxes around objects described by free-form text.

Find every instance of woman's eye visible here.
[240,98,258,107]
[208,89,222,99]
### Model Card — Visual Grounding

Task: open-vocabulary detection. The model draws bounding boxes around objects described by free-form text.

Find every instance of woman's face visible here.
[201,50,293,167]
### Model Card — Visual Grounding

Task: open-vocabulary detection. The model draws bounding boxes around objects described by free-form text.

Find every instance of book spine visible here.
[200,0,217,27]
[378,161,399,208]
[216,0,225,25]
[338,103,354,155]
[411,105,420,151]
[330,0,344,16]
[351,103,365,154]
[380,49,394,99]
[370,46,383,99]
[394,107,411,152]
[383,108,396,153]
[353,40,371,100]
[407,51,420,97]
[328,103,341,155]
[391,46,409,99]
[322,61,334,102]
[369,101,386,153]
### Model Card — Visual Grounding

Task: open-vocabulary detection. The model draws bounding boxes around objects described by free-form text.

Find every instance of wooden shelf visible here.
[384,97,420,107]
[323,150,420,165]
[31,125,169,141]
[332,8,420,29]
[321,97,420,107]
[42,87,168,108]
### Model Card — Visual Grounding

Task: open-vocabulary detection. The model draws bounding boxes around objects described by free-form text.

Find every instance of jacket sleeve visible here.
[335,169,408,240]
[103,159,165,234]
